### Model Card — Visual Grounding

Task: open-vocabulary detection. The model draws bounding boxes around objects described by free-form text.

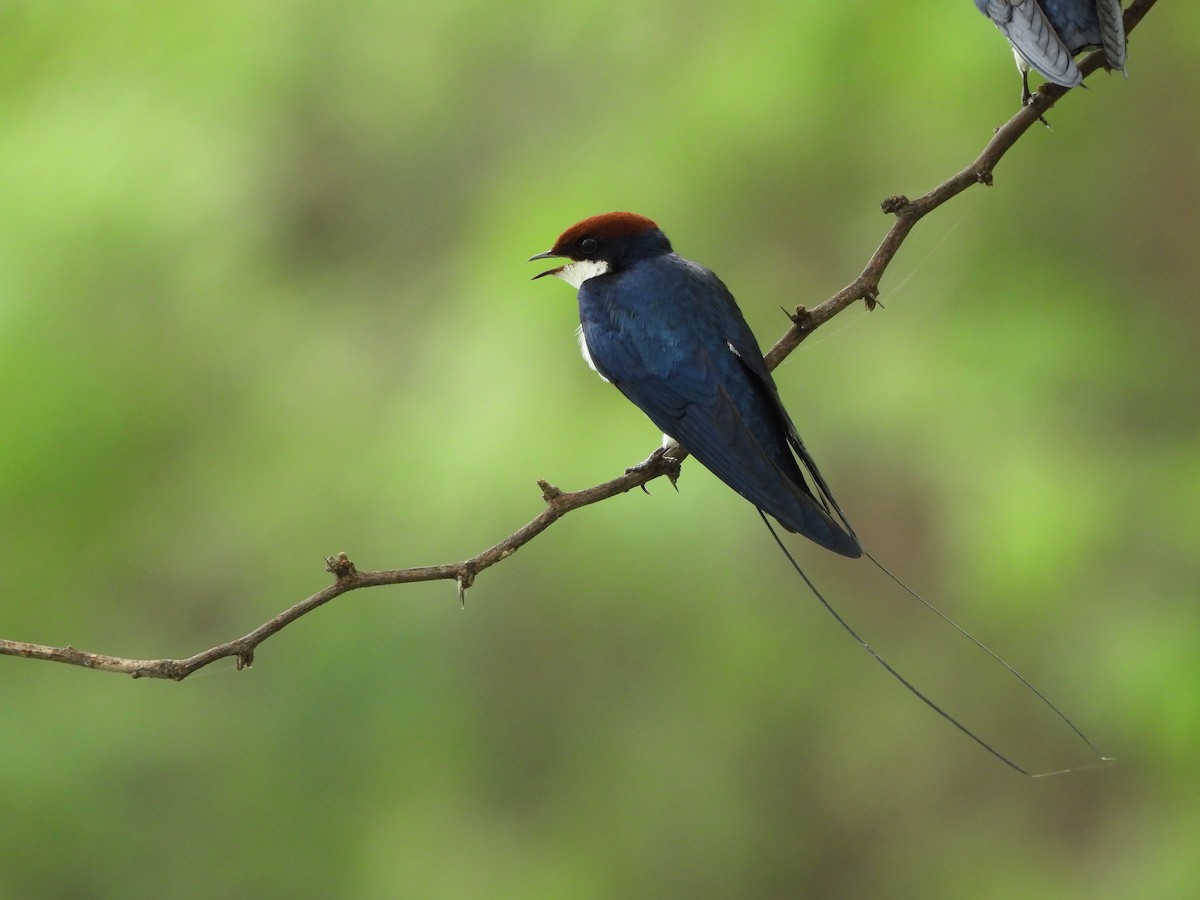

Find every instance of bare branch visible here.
[768,0,1158,366]
[0,0,1159,680]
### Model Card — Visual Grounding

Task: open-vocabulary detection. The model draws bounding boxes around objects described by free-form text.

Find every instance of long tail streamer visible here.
[757,510,1114,777]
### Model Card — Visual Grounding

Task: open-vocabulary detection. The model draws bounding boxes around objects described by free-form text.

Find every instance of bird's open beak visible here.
[528,250,565,280]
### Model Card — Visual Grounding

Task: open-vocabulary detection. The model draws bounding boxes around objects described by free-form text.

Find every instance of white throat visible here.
[554,258,610,289]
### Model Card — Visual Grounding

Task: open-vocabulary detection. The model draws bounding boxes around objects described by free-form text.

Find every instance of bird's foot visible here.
[627,446,683,493]
[1019,71,1052,127]
[1023,90,1052,128]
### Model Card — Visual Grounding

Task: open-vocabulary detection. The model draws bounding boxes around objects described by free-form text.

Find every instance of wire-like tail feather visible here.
[757,510,1114,777]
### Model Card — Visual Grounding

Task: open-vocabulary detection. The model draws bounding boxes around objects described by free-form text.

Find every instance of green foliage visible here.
[0,2,1196,896]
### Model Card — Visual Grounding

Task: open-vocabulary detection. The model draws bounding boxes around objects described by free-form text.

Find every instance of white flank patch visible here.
[554,258,610,289]
[661,434,680,451]
[576,325,608,381]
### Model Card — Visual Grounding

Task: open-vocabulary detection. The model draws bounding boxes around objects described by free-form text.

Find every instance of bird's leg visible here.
[1014,58,1052,127]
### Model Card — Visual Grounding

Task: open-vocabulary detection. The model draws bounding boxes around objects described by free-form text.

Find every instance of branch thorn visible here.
[325,552,357,581]
[538,480,563,504]
[456,569,475,607]
[790,306,818,333]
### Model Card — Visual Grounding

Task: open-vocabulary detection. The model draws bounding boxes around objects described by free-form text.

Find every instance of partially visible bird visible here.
[975,0,1127,105]
[529,211,862,558]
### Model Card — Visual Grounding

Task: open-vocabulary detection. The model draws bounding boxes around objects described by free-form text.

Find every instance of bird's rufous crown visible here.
[549,212,660,253]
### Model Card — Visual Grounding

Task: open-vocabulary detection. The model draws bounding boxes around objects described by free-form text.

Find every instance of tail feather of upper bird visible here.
[1095,0,1128,71]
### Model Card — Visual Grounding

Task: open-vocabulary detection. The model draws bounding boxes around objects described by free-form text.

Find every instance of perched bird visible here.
[975,0,1127,104]
[531,212,1110,775]
[530,211,861,558]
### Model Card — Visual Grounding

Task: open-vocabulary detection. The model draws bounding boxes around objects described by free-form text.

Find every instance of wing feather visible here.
[1095,0,1127,71]
[982,0,1082,87]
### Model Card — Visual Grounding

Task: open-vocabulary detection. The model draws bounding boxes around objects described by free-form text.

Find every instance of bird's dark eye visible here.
[579,237,598,255]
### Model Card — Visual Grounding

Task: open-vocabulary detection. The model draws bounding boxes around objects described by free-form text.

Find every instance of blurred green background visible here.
[1,2,1195,897]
